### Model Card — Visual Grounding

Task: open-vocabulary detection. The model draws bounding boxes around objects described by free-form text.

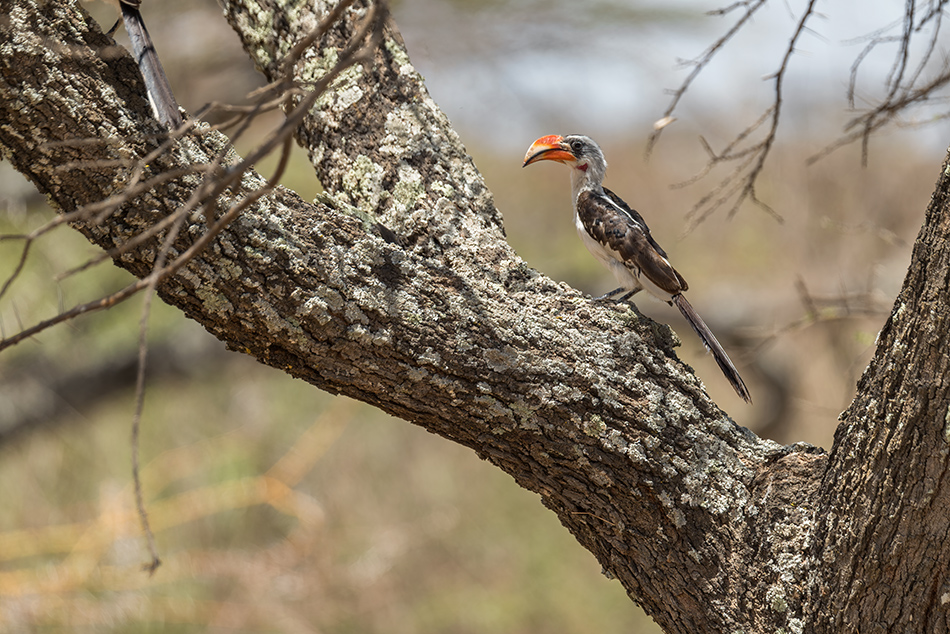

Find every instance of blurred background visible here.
[0,0,945,631]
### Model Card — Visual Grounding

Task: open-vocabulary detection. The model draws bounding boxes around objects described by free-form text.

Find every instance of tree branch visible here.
[3,1,949,632]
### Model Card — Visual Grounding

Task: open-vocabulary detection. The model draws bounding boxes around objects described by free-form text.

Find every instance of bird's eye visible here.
[570,140,583,153]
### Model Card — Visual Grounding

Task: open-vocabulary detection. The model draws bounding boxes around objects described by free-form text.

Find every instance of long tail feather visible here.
[121,3,182,129]
[671,294,751,403]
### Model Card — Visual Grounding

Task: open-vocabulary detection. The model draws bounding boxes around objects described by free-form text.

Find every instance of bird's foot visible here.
[595,287,625,301]
[594,288,641,303]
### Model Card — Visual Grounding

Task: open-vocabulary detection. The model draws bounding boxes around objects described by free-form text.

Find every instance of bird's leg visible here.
[595,287,625,301]
[107,18,122,37]
[595,287,643,303]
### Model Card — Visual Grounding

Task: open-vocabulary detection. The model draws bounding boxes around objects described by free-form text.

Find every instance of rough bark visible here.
[804,154,950,632]
[0,0,947,632]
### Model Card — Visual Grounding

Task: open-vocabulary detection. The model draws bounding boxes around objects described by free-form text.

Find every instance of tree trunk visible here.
[0,0,947,632]
[804,152,950,632]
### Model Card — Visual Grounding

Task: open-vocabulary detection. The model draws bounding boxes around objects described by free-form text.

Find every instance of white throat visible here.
[570,165,603,208]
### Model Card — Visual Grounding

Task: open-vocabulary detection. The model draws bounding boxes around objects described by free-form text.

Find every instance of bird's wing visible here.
[578,188,688,295]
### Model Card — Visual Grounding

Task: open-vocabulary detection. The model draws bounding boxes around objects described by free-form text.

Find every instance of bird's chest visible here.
[574,210,642,290]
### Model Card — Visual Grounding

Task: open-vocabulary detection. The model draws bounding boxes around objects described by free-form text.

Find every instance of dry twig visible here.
[0,0,390,572]
[651,0,950,229]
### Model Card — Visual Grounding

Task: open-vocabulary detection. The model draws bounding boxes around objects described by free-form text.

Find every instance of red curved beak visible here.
[523,135,575,167]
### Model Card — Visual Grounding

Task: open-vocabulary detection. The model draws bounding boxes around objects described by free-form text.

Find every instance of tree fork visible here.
[1,1,949,632]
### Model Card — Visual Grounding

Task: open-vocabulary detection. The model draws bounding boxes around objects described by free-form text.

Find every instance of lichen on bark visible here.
[2,1,950,632]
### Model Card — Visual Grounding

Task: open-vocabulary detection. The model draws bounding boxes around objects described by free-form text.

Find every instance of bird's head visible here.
[522,134,607,184]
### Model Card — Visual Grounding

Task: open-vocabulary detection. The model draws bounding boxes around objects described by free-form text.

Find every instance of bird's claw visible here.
[594,288,640,302]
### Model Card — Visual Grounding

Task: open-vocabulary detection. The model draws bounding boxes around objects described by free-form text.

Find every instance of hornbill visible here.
[523,134,751,403]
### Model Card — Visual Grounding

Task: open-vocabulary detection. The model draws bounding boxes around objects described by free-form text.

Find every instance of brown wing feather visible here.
[577,190,688,295]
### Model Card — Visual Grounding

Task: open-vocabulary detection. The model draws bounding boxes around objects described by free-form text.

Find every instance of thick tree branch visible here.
[2,1,949,632]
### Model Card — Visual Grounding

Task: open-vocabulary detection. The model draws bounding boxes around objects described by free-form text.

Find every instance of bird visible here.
[92,0,183,129]
[523,134,751,403]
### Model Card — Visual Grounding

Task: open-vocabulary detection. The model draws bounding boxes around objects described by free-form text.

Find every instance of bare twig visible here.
[652,0,822,231]
[653,0,950,230]
[0,0,389,351]
[749,282,889,354]
[1,1,390,573]
[647,0,770,157]
[818,0,950,165]
[809,66,950,165]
